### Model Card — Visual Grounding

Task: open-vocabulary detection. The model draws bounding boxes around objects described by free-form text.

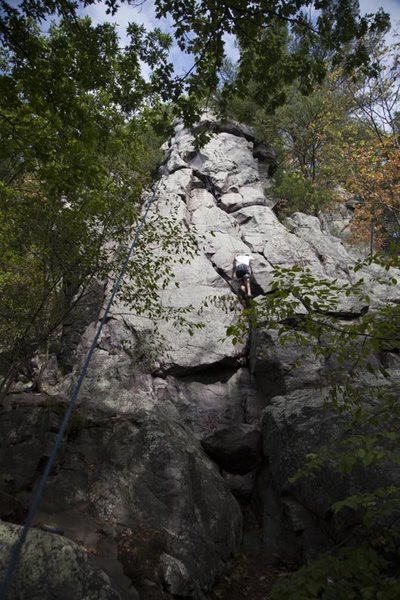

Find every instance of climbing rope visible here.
[0,182,161,599]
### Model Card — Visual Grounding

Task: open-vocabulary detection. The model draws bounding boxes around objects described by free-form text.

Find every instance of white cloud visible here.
[84,1,165,41]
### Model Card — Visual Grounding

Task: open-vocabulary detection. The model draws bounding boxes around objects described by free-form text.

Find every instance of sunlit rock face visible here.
[1,116,400,599]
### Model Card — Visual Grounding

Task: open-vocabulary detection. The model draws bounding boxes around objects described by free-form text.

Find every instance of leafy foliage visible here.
[218,26,399,227]
[342,136,400,251]
[0,12,186,391]
[225,255,400,597]
[274,170,335,216]
[270,546,399,600]
[1,1,391,121]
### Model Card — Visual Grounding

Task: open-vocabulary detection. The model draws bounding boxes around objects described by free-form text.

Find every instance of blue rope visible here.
[0,184,160,599]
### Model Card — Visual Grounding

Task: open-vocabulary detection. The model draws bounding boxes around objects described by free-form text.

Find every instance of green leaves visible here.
[221,254,400,595]
[0,1,392,128]
[234,255,400,598]
[154,0,390,115]
[0,11,182,391]
[270,545,392,600]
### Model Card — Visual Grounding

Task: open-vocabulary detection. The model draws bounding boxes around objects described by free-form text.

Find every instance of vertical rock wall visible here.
[1,115,400,598]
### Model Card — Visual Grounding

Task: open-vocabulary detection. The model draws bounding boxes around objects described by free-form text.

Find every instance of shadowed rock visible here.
[0,520,122,600]
[202,425,262,475]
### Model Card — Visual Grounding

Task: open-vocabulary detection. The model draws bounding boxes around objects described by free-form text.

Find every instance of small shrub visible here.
[274,170,335,217]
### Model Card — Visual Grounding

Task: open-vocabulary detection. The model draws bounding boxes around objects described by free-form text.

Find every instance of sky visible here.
[84,1,240,77]
[84,0,400,79]
[5,0,400,77]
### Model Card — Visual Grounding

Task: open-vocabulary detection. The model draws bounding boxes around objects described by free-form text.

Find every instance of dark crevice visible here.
[234,214,252,225]
[152,355,245,379]
[210,260,265,301]
[23,455,63,494]
[280,305,369,329]
[319,308,370,320]
[163,164,189,175]
[174,365,241,385]
[191,170,221,203]
[193,120,256,143]
[212,263,238,290]
[248,278,265,299]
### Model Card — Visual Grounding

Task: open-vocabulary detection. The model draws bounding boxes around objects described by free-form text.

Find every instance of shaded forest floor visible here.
[207,553,287,599]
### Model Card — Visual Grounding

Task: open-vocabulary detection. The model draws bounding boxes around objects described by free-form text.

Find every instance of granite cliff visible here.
[1,116,400,599]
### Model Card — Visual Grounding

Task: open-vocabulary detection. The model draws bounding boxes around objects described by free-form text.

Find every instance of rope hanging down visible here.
[0,183,161,600]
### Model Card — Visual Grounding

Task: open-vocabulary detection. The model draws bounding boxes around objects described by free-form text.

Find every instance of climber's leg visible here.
[243,274,252,298]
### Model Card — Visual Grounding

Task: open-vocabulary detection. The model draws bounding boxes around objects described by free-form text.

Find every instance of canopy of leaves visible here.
[1,1,391,119]
[342,137,400,250]
[154,1,389,111]
[0,9,186,392]
[219,23,399,234]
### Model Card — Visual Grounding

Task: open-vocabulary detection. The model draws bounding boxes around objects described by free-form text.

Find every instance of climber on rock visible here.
[233,254,254,298]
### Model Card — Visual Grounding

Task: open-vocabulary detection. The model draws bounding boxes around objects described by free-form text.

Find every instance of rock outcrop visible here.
[1,115,400,598]
[0,520,121,599]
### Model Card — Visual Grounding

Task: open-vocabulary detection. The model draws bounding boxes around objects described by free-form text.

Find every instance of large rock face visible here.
[0,520,121,600]
[1,115,400,598]
[0,377,242,600]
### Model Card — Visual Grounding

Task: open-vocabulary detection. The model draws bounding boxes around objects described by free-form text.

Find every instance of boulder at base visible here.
[0,520,122,600]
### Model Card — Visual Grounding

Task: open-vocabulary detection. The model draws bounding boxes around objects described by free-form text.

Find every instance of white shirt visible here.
[235,254,253,267]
